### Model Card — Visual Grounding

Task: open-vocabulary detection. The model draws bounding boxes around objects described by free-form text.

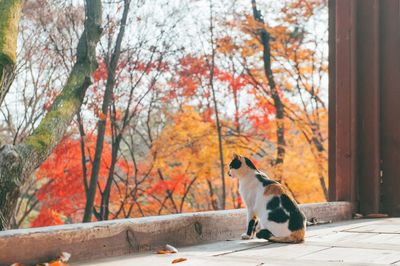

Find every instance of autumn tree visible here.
[80,0,185,221]
[2,1,88,228]
[14,0,191,227]
[207,0,329,201]
[240,0,329,200]
[207,0,226,209]
[250,0,286,181]
[151,106,248,212]
[82,0,131,223]
[0,0,102,230]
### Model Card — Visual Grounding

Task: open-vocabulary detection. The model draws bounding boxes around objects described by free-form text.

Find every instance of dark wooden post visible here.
[328,0,336,203]
[329,0,358,204]
[331,0,400,216]
[380,0,400,216]
[356,0,381,215]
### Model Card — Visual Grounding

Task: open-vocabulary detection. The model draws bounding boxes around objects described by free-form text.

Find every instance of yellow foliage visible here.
[254,117,328,203]
[151,104,327,210]
[152,106,252,210]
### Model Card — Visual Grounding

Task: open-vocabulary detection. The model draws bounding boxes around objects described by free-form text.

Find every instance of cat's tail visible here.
[268,229,305,244]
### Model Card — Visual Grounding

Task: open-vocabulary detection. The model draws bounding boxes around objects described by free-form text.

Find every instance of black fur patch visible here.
[288,211,305,231]
[266,196,280,210]
[229,158,241,169]
[255,174,277,187]
[244,157,257,170]
[246,218,257,236]
[280,194,296,213]
[268,208,289,223]
[256,229,272,239]
[280,194,305,231]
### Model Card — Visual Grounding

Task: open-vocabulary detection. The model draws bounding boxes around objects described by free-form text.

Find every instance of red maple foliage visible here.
[32,133,112,227]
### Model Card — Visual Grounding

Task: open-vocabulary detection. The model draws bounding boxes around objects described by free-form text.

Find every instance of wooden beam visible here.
[330,0,358,203]
[328,0,337,202]
[356,0,380,215]
[380,0,400,216]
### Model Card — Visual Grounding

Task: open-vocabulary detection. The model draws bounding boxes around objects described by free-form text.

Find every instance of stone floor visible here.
[78,218,400,266]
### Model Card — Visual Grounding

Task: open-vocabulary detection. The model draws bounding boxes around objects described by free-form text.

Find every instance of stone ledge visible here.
[0,201,352,265]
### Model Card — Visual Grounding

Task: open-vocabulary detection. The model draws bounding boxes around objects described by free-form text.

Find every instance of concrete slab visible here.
[78,218,400,266]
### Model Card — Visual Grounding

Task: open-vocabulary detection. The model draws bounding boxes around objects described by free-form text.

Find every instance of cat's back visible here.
[263,183,306,236]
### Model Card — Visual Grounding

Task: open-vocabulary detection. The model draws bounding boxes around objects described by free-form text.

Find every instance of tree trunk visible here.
[208,0,226,210]
[251,0,286,180]
[207,179,219,210]
[83,0,130,222]
[0,0,102,230]
[99,135,121,220]
[0,0,23,107]
[0,145,22,229]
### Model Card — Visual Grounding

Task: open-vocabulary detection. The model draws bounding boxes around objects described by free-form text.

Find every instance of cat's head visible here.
[228,153,258,178]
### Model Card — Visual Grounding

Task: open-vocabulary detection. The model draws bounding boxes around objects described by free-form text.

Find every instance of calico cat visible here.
[228,153,306,243]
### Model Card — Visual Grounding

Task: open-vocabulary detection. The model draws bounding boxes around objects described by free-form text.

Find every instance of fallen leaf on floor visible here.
[10,252,71,266]
[171,258,187,264]
[35,252,71,266]
[38,262,69,266]
[36,261,69,266]
[156,250,175,254]
[165,244,178,253]
[157,244,178,254]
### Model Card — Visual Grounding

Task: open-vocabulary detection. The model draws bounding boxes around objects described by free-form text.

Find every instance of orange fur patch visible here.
[264,184,283,195]
[290,228,305,243]
[264,183,296,202]
[269,228,305,244]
